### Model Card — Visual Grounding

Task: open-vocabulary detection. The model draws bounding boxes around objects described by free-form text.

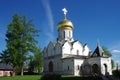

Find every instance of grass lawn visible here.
[0,75,104,80]
[0,75,41,80]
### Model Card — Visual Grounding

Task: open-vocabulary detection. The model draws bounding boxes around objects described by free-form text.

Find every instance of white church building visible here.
[43,8,112,76]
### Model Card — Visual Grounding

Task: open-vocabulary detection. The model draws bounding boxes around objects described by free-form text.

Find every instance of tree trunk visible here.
[20,65,24,76]
[12,68,16,76]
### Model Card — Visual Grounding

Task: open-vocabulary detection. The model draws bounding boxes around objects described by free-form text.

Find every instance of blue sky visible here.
[0,0,120,65]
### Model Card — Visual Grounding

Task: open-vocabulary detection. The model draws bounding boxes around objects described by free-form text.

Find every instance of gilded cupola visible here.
[57,8,74,30]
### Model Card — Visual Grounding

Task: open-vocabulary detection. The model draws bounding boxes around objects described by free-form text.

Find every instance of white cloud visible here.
[109,41,120,53]
[41,0,55,42]
[112,50,120,53]
[41,0,54,33]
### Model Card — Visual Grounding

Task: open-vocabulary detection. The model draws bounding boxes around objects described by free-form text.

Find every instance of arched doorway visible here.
[92,64,100,75]
[49,61,53,72]
[104,64,107,75]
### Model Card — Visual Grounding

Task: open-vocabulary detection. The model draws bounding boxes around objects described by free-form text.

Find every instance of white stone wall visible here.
[43,56,62,73]
[55,43,61,55]
[43,47,47,57]
[43,59,49,72]
[88,57,112,75]
[83,45,90,56]
[62,42,71,57]
[61,41,90,57]
[54,57,62,72]
[62,58,74,75]
[74,59,84,76]
[88,57,101,66]
[100,57,112,75]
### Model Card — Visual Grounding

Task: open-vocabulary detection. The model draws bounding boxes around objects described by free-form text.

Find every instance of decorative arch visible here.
[47,41,55,56]
[62,41,71,54]
[72,41,83,55]
[55,43,61,54]
[92,64,100,75]
[104,64,107,75]
[48,61,54,72]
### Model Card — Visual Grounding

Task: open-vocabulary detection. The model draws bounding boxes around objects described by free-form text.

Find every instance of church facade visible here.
[43,8,112,76]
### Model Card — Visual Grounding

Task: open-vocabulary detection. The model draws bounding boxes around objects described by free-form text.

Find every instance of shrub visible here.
[112,70,120,78]
[41,74,61,80]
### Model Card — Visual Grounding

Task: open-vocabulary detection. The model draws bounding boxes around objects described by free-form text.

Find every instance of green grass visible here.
[0,75,102,80]
[0,75,41,80]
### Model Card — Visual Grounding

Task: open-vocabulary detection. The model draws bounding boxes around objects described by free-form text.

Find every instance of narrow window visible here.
[69,31,71,37]
[77,65,79,70]
[77,50,79,55]
[68,66,69,71]
[64,31,65,38]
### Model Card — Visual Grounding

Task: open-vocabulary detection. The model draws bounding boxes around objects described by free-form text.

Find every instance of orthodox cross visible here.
[62,8,67,19]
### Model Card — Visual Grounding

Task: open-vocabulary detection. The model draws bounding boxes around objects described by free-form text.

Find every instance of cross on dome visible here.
[62,8,68,19]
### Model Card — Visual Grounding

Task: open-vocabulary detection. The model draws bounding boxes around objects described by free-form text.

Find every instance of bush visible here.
[41,74,61,80]
[17,72,39,75]
[112,70,120,78]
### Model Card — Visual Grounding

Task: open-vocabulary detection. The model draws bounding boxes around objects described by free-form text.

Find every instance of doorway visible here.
[49,61,53,72]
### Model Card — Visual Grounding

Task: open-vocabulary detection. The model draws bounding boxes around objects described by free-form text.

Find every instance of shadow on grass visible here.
[62,76,102,80]
[40,74,102,80]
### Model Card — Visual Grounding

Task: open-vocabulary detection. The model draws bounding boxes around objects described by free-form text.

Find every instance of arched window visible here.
[92,64,100,74]
[104,64,107,75]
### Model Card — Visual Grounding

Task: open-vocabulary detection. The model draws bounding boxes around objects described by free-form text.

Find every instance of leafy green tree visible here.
[102,46,112,57]
[28,55,35,73]
[4,14,23,76]
[0,50,10,64]
[1,14,39,76]
[102,46,115,69]
[28,47,43,74]
[111,59,115,69]
[33,47,43,74]
[18,15,39,76]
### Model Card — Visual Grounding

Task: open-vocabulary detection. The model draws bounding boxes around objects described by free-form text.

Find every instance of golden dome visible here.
[57,19,74,30]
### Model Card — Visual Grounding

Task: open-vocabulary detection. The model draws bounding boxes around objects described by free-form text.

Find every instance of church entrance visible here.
[104,64,107,75]
[49,61,53,72]
[92,64,100,75]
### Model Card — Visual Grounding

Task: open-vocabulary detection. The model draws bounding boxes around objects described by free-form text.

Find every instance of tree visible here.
[0,50,10,63]
[33,47,43,74]
[28,47,43,74]
[1,14,39,76]
[28,55,35,73]
[102,46,115,69]
[18,15,39,76]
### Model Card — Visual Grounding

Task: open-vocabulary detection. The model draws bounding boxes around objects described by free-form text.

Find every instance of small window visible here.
[64,31,65,38]
[68,66,69,71]
[77,50,79,55]
[77,65,79,70]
